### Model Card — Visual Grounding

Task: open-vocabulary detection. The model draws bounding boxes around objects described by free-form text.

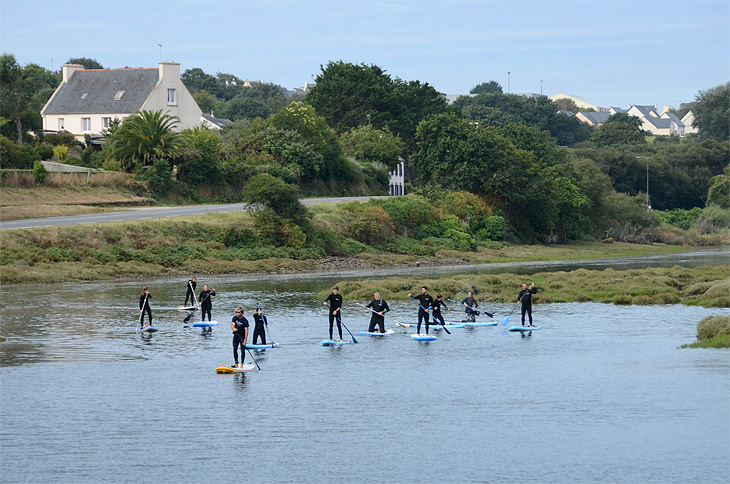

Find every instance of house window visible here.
[167,88,176,104]
[82,118,91,132]
[58,118,65,130]
[102,117,111,129]
[114,90,125,100]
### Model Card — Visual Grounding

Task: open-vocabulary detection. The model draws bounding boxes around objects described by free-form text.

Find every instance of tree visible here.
[0,54,60,144]
[707,166,729,209]
[591,112,646,147]
[553,98,580,113]
[243,173,309,225]
[193,90,218,114]
[339,124,404,170]
[693,82,730,141]
[108,110,183,171]
[176,126,221,185]
[470,81,502,95]
[181,68,219,96]
[67,57,104,69]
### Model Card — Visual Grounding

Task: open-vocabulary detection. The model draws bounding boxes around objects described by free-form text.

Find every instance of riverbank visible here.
[682,315,730,347]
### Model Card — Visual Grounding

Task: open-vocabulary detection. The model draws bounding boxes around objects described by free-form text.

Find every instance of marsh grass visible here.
[682,315,730,348]
[323,265,729,308]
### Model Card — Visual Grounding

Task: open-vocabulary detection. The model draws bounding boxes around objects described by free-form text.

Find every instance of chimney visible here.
[159,61,180,81]
[62,63,84,83]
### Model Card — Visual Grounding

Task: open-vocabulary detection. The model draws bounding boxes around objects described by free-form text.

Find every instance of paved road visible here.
[0,196,384,230]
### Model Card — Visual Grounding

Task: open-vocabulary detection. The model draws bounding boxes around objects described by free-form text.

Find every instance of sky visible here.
[1,0,728,109]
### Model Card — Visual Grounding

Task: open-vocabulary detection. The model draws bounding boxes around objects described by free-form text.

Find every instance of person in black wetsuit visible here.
[184,276,197,306]
[198,284,216,322]
[323,286,343,341]
[431,293,450,325]
[139,287,152,326]
[409,286,434,335]
[365,292,389,333]
[519,283,537,327]
[461,291,479,322]
[252,307,267,345]
[231,306,249,367]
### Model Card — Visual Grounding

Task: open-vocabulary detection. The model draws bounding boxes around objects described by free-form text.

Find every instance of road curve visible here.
[0,196,385,231]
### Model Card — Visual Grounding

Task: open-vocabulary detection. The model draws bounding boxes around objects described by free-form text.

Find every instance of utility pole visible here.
[541,79,543,95]
[507,71,511,93]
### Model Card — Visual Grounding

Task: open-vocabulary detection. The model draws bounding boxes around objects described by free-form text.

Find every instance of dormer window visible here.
[114,90,125,100]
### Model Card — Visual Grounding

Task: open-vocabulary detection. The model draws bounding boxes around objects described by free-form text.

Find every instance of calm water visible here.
[1,253,728,484]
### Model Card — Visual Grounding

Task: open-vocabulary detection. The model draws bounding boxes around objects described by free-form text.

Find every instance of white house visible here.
[627,105,686,137]
[574,111,612,126]
[681,111,698,135]
[550,93,608,112]
[41,62,202,137]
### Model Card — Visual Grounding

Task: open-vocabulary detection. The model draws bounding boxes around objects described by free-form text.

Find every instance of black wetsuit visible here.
[199,289,215,321]
[432,298,447,325]
[232,314,249,364]
[461,296,479,322]
[412,293,434,334]
[519,287,537,326]
[324,293,343,340]
[139,294,152,325]
[184,279,197,306]
[365,298,389,333]
[252,313,267,345]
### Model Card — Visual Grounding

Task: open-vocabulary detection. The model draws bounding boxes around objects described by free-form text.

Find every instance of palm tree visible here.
[109,110,183,171]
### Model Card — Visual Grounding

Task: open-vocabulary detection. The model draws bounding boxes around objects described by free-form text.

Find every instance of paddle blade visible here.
[183,312,193,323]
[500,315,510,326]
[485,311,494,318]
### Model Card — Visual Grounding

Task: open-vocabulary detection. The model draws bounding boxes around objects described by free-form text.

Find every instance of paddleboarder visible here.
[184,276,197,306]
[139,287,152,327]
[199,284,216,322]
[365,292,389,333]
[323,286,343,341]
[409,286,434,335]
[231,306,249,368]
[518,283,537,327]
[432,294,450,325]
[252,307,267,345]
[461,291,480,322]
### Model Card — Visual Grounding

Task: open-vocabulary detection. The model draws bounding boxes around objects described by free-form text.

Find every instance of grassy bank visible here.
[682,315,730,348]
[322,265,729,308]
[0,209,702,285]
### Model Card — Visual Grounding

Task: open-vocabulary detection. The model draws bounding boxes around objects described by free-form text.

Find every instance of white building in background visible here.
[389,159,405,196]
[41,62,202,137]
[550,93,608,112]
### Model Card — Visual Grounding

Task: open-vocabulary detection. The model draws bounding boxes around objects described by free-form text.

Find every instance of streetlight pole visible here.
[507,71,511,93]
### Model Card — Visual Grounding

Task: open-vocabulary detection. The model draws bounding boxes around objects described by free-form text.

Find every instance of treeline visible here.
[2,54,728,245]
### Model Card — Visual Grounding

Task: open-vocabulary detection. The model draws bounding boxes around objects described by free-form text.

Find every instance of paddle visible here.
[447,297,493,318]
[138,293,148,327]
[258,304,275,345]
[325,301,355,343]
[501,286,531,326]
[410,296,450,334]
[357,303,391,333]
[246,345,261,370]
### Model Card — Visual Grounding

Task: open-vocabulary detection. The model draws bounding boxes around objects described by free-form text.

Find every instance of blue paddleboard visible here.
[320,339,350,346]
[357,329,395,336]
[460,321,498,327]
[136,325,159,333]
[411,334,437,341]
[397,322,463,329]
[246,343,279,349]
[193,320,219,328]
[508,325,541,332]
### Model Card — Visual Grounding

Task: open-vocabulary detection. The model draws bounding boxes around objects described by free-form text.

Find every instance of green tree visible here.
[706,165,729,209]
[108,110,183,171]
[553,98,580,113]
[243,173,309,225]
[177,126,221,185]
[693,82,730,141]
[470,81,502,94]
[0,54,60,144]
[193,90,218,114]
[66,57,104,69]
[591,112,646,147]
[339,124,404,170]
[181,68,220,96]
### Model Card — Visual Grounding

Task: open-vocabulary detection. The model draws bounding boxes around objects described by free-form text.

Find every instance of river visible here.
[1,250,728,483]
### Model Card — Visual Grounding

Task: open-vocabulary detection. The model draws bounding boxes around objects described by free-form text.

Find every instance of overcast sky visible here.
[1,0,728,108]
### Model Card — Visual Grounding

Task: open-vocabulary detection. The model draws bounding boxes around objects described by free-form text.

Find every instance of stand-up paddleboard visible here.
[177,305,197,312]
[411,334,437,341]
[193,320,219,328]
[431,323,465,330]
[357,329,395,336]
[320,339,350,346]
[136,324,159,333]
[396,322,463,329]
[459,321,498,327]
[508,325,541,332]
[216,363,257,373]
[246,343,279,350]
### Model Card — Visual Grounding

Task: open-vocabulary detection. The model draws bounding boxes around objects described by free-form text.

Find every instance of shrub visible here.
[243,173,310,225]
[443,229,475,251]
[696,206,730,235]
[53,145,68,161]
[370,195,435,237]
[32,160,47,183]
[476,215,506,241]
[656,207,703,230]
[44,131,76,147]
[19,144,41,168]
[140,158,174,196]
[345,206,395,245]
[697,315,730,340]
[37,143,54,160]
[0,135,21,168]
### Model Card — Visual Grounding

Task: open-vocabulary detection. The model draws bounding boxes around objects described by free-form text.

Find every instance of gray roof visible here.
[579,111,611,124]
[201,113,233,127]
[661,112,685,126]
[44,68,159,114]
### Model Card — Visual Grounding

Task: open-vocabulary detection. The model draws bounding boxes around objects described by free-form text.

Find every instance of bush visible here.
[243,173,310,225]
[32,160,47,183]
[37,143,54,160]
[0,135,22,168]
[140,158,174,196]
[443,228,475,251]
[696,205,730,235]
[253,209,307,248]
[370,195,435,237]
[476,215,506,241]
[656,207,703,230]
[45,131,76,147]
[53,145,68,161]
[345,206,395,245]
[697,315,730,340]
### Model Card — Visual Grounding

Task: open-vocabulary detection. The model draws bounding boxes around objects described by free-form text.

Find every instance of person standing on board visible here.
[432,293,450,326]
[519,283,537,327]
[461,291,479,322]
[139,287,152,327]
[364,292,389,333]
[231,306,249,367]
[199,284,216,322]
[409,286,434,335]
[184,276,197,306]
[323,286,343,341]
[252,307,267,345]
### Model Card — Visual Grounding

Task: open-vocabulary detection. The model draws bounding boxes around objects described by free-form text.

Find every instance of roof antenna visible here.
[157,43,163,62]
